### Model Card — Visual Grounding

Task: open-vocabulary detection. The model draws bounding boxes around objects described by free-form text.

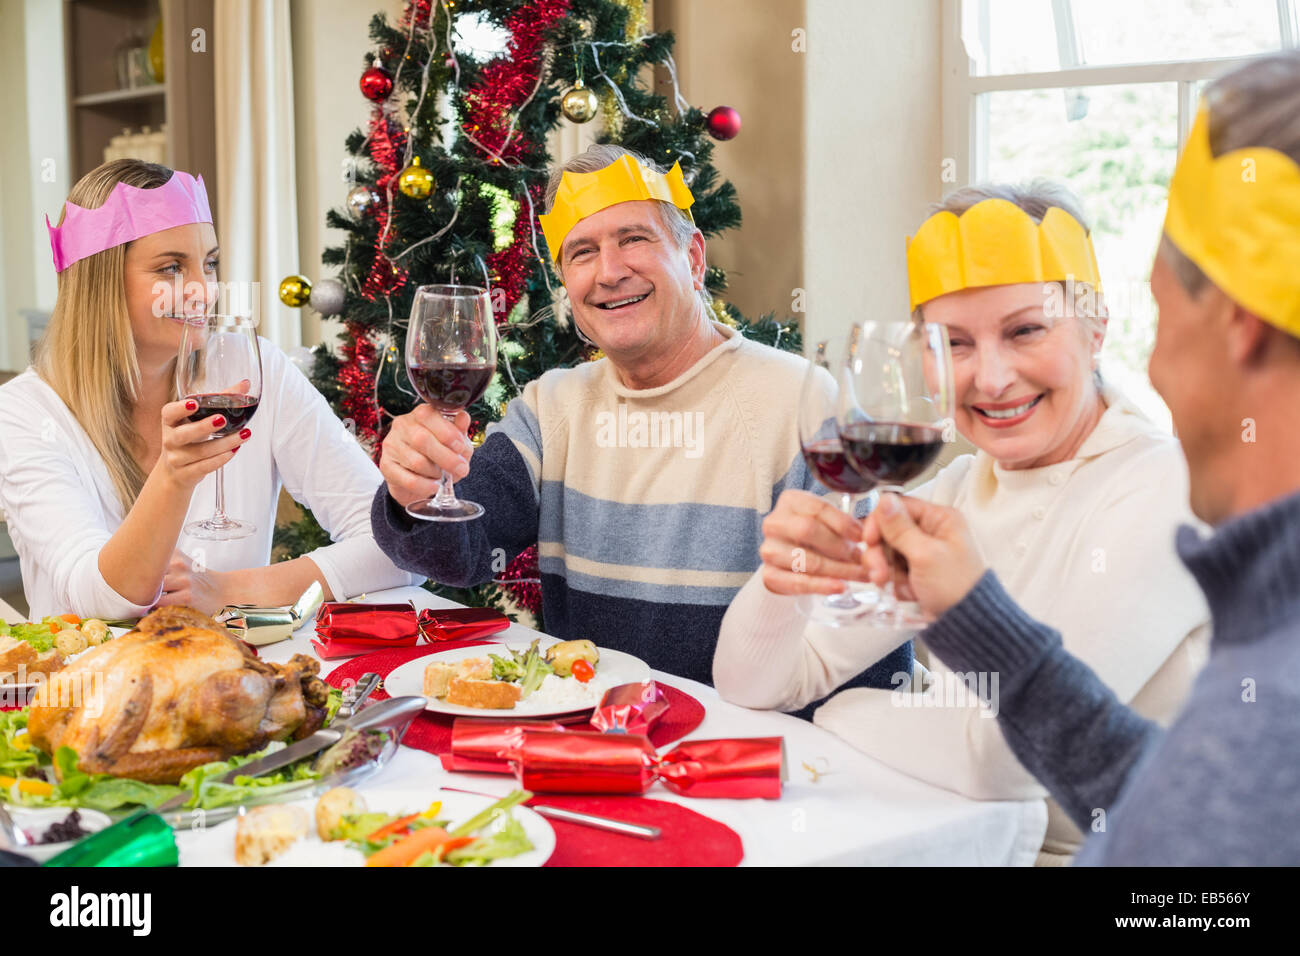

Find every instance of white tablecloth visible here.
[246,586,1047,866]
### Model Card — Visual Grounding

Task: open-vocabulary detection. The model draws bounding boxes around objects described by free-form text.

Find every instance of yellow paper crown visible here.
[539,154,695,262]
[1163,103,1300,337]
[906,198,1102,311]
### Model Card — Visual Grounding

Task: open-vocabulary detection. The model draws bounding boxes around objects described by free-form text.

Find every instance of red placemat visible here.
[325,642,706,755]
[535,795,743,867]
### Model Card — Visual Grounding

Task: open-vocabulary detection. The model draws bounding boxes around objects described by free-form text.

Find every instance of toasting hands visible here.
[862,493,987,619]
[758,490,874,596]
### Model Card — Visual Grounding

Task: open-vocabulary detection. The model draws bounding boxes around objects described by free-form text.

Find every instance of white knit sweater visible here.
[713,385,1211,855]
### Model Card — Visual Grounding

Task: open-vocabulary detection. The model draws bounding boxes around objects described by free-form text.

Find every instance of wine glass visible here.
[838,319,954,625]
[796,338,880,624]
[176,314,263,540]
[404,284,498,522]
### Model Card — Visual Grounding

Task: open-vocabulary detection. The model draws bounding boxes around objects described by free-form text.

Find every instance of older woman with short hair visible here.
[713,181,1210,864]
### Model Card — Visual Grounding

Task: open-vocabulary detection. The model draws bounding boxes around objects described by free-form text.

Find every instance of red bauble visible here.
[360,66,394,102]
[706,105,742,141]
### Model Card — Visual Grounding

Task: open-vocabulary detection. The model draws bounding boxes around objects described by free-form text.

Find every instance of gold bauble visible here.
[397,156,435,199]
[278,274,312,308]
[561,81,599,123]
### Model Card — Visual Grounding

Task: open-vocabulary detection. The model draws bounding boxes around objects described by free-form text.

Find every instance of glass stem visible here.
[213,465,228,523]
[434,411,460,509]
[876,484,905,617]
[823,491,862,610]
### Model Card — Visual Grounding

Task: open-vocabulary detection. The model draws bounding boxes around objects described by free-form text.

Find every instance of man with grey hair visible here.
[371,144,911,690]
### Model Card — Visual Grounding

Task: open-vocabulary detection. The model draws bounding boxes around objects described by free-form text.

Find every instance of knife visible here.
[211,695,428,785]
[440,786,662,840]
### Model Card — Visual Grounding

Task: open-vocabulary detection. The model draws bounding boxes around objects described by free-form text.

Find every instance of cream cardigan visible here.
[713,386,1211,856]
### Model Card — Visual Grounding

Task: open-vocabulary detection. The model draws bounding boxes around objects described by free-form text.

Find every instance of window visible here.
[942,0,1297,426]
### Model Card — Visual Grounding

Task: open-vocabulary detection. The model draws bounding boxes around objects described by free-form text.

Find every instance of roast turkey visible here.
[27,606,330,784]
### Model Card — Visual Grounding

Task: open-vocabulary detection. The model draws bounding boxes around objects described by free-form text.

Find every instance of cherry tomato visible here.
[571,659,595,683]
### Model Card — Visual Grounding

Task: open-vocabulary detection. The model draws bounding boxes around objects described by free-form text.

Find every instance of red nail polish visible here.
[185,399,197,411]
[239,428,251,440]
[231,445,239,453]
[212,415,226,429]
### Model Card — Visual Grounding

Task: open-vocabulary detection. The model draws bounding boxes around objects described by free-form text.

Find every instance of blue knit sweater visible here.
[921,489,1300,865]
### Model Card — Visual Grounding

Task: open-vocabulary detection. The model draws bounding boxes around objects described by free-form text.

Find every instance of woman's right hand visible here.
[156,398,250,491]
[758,489,873,596]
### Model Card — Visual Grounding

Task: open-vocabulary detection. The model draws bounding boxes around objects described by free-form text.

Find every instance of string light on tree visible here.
[706,105,742,141]
[360,65,394,102]
[278,274,313,308]
[397,156,435,199]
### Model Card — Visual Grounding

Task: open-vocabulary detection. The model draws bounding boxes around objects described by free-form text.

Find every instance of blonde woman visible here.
[713,182,1210,864]
[0,159,420,620]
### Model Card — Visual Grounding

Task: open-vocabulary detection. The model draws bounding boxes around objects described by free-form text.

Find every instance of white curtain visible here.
[214,0,301,350]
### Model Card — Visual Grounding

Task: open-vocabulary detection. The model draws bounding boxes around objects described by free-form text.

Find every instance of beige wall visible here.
[804,0,943,352]
[0,0,69,373]
[655,0,805,329]
[291,0,405,347]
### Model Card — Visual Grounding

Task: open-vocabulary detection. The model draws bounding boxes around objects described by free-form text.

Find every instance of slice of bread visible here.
[0,636,38,679]
[28,650,65,677]
[423,662,455,699]
[454,657,493,681]
[445,678,522,710]
[235,804,310,866]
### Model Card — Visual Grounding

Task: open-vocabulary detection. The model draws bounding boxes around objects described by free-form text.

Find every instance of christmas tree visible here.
[275,0,801,625]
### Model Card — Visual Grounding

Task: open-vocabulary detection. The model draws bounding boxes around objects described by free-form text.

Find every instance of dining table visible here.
[181,584,1048,867]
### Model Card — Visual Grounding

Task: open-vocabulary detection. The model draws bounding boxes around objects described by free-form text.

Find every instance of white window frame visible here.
[940,0,1300,186]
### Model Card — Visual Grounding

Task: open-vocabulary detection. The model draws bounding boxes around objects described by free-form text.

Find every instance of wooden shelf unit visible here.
[63,0,216,210]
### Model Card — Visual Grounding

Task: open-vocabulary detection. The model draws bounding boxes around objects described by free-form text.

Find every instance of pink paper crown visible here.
[46,170,213,273]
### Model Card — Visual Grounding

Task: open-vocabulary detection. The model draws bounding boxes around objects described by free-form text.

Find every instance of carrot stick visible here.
[365,812,420,842]
[365,826,456,867]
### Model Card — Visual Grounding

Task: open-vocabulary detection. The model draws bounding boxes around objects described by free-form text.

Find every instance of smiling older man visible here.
[371,144,912,688]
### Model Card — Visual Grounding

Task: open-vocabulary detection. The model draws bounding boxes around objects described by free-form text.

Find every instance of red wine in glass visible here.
[186,394,260,437]
[802,439,878,495]
[838,422,946,486]
[403,284,497,522]
[838,320,954,626]
[176,314,263,541]
[407,363,494,413]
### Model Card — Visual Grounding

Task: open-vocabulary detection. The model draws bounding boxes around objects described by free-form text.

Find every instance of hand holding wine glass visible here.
[176,313,263,540]
[153,397,249,492]
[838,319,954,625]
[402,285,497,522]
[862,493,987,619]
[784,337,881,623]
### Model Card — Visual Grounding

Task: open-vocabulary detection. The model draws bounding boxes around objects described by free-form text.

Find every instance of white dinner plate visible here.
[384,640,651,718]
[176,788,555,867]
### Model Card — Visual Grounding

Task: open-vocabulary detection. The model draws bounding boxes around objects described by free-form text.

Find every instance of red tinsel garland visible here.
[462,0,570,164]
[360,108,410,301]
[400,0,433,31]
[485,182,543,320]
[499,544,543,615]
[337,105,411,456]
[338,320,382,452]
